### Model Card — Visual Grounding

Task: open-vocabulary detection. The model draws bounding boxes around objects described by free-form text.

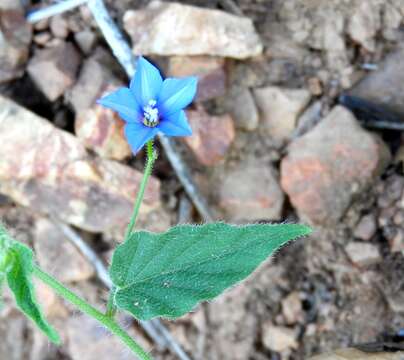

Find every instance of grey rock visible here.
[34,218,94,283]
[219,158,284,221]
[254,86,311,143]
[0,6,32,83]
[123,1,263,59]
[350,45,404,116]
[345,242,381,267]
[228,88,259,131]
[353,214,377,241]
[27,42,81,101]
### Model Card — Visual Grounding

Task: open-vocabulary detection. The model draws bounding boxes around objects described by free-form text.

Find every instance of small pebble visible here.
[34,18,49,31]
[393,209,404,226]
[74,30,97,55]
[353,214,377,241]
[307,77,323,96]
[50,15,69,39]
[378,206,395,227]
[345,242,381,267]
[33,32,51,46]
[390,229,404,253]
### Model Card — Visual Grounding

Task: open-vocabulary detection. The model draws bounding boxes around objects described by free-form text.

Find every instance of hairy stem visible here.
[33,266,152,360]
[106,286,117,318]
[124,140,157,240]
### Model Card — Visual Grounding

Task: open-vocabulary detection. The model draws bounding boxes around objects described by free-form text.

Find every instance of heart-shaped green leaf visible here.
[110,223,311,320]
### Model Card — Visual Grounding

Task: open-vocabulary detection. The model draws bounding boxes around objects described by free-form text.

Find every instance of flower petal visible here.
[158,77,198,116]
[130,57,163,107]
[158,111,192,137]
[97,88,141,122]
[118,112,139,123]
[124,122,158,154]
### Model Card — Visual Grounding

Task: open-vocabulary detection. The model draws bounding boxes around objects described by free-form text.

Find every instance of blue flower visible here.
[97,57,197,154]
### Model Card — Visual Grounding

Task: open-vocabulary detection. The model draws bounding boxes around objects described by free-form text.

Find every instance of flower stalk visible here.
[124,140,157,240]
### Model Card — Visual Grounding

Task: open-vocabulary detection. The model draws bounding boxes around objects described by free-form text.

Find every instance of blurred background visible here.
[1,0,404,359]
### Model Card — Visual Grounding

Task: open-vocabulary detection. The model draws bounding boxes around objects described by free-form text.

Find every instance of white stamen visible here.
[143,99,159,127]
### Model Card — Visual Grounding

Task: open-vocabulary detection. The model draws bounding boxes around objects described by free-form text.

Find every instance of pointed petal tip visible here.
[131,56,163,107]
[94,87,141,122]
[158,110,193,137]
[96,97,105,106]
[158,77,199,116]
[190,76,198,85]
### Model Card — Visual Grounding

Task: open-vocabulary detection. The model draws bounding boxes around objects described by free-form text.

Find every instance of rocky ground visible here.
[1,0,404,359]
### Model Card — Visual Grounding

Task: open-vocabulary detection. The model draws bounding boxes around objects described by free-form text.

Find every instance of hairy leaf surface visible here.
[110,223,311,320]
[5,240,60,344]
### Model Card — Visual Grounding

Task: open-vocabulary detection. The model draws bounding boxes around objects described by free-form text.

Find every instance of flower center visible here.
[143,99,159,127]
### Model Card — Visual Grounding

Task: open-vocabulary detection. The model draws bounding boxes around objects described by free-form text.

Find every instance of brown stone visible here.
[345,242,381,267]
[219,158,284,221]
[281,292,303,325]
[34,218,94,283]
[393,209,404,225]
[386,289,404,313]
[390,228,404,253]
[347,1,381,52]
[262,323,298,352]
[0,7,32,83]
[281,106,390,226]
[166,55,226,101]
[378,207,395,227]
[67,53,121,113]
[27,42,81,101]
[184,108,235,166]
[254,86,311,143]
[49,15,69,39]
[74,30,97,55]
[0,310,30,359]
[124,1,263,59]
[34,18,49,31]
[0,96,161,233]
[228,87,259,131]
[353,214,377,241]
[33,32,51,46]
[208,282,257,360]
[75,89,131,161]
[307,77,323,96]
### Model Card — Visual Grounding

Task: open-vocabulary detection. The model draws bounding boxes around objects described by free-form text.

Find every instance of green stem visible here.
[33,266,153,360]
[124,140,157,241]
[106,286,117,318]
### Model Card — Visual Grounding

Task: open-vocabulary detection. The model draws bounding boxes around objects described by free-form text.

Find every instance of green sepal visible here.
[110,222,311,320]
